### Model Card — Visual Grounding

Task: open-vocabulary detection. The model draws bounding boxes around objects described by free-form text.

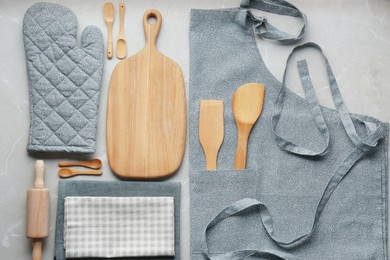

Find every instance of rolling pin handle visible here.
[34,160,44,189]
[32,239,42,260]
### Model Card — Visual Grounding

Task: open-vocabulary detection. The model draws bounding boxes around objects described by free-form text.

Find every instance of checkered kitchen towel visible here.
[64,196,175,258]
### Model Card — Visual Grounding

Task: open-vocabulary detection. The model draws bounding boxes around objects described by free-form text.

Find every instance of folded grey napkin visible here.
[64,196,175,258]
[55,181,181,260]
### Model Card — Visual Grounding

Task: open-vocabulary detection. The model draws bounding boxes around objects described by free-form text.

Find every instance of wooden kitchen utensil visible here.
[26,160,49,260]
[103,2,114,59]
[58,168,103,178]
[116,1,127,59]
[199,100,224,170]
[232,83,265,170]
[107,9,186,179]
[58,158,102,169]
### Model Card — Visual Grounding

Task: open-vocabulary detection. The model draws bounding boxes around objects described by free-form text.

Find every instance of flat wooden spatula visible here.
[107,10,186,179]
[199,100,224,170]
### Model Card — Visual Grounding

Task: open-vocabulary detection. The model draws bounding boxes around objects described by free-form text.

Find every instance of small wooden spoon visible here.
[103,2,114,59]
[232,83,265,170]
[116,1,127,59]
[58,158,102,169]
[58,168,103,178]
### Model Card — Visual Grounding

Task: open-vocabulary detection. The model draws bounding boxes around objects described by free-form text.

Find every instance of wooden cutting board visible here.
[106,9,186,179]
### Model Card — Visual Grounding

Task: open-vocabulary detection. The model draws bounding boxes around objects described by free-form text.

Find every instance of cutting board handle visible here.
[143,9,162,49]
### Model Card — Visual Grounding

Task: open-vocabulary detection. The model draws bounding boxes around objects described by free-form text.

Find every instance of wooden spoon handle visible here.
[234,125,251,170]
[58,161,85,167]
[71,169,102,176]
[59,169,103,178]
[143,9,162,49]
[58,159,101,169]
[118,1,125,37]
[107,24,113,59]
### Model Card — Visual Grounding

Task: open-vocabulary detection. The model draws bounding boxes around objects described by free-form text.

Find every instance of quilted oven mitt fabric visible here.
[23,2,104,153]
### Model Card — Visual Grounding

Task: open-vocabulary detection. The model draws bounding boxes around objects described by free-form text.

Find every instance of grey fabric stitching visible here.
[25,56,94,146]
[23,2,104,152]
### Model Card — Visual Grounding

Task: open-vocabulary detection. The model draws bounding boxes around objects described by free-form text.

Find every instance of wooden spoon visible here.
[232,83,265,170]
[58,168,102,178]
[199,100,224,170]
[58,158,102,169]
[116,1,127,59]
[103,2,114,59]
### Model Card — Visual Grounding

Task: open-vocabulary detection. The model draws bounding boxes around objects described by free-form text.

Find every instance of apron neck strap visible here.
[272,42,385,156]
[240,0,307,43]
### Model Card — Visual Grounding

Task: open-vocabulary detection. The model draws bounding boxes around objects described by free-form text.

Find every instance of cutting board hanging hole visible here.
[148,16,157,24]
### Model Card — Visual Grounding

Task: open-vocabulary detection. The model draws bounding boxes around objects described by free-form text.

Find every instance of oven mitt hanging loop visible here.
[23,2,104,153]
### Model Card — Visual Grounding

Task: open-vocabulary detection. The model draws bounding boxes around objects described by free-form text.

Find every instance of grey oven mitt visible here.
[23,2,104,153]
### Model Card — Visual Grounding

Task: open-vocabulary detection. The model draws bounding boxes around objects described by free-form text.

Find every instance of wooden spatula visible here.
[107,9,186,179]
[232,83,265,170]
[199,100,224,170]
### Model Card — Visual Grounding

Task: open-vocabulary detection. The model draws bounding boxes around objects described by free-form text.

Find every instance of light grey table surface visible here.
[1,0,390,259]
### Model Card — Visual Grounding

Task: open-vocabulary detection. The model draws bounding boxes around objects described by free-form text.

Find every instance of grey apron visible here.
[189,1,389,259]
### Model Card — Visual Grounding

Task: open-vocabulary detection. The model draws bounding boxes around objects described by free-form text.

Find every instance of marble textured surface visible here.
[0,0,389,259]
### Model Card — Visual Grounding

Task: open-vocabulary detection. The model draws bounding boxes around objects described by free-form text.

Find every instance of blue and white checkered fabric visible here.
[64,196,175,258]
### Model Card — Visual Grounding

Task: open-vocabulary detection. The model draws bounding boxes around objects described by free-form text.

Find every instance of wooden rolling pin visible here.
[26,160,49,260]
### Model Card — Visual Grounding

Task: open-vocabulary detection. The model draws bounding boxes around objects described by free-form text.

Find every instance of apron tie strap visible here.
[272,42,385,156]
[249,12,267,31]
[201,137,384,260]
[241,0,307,43]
